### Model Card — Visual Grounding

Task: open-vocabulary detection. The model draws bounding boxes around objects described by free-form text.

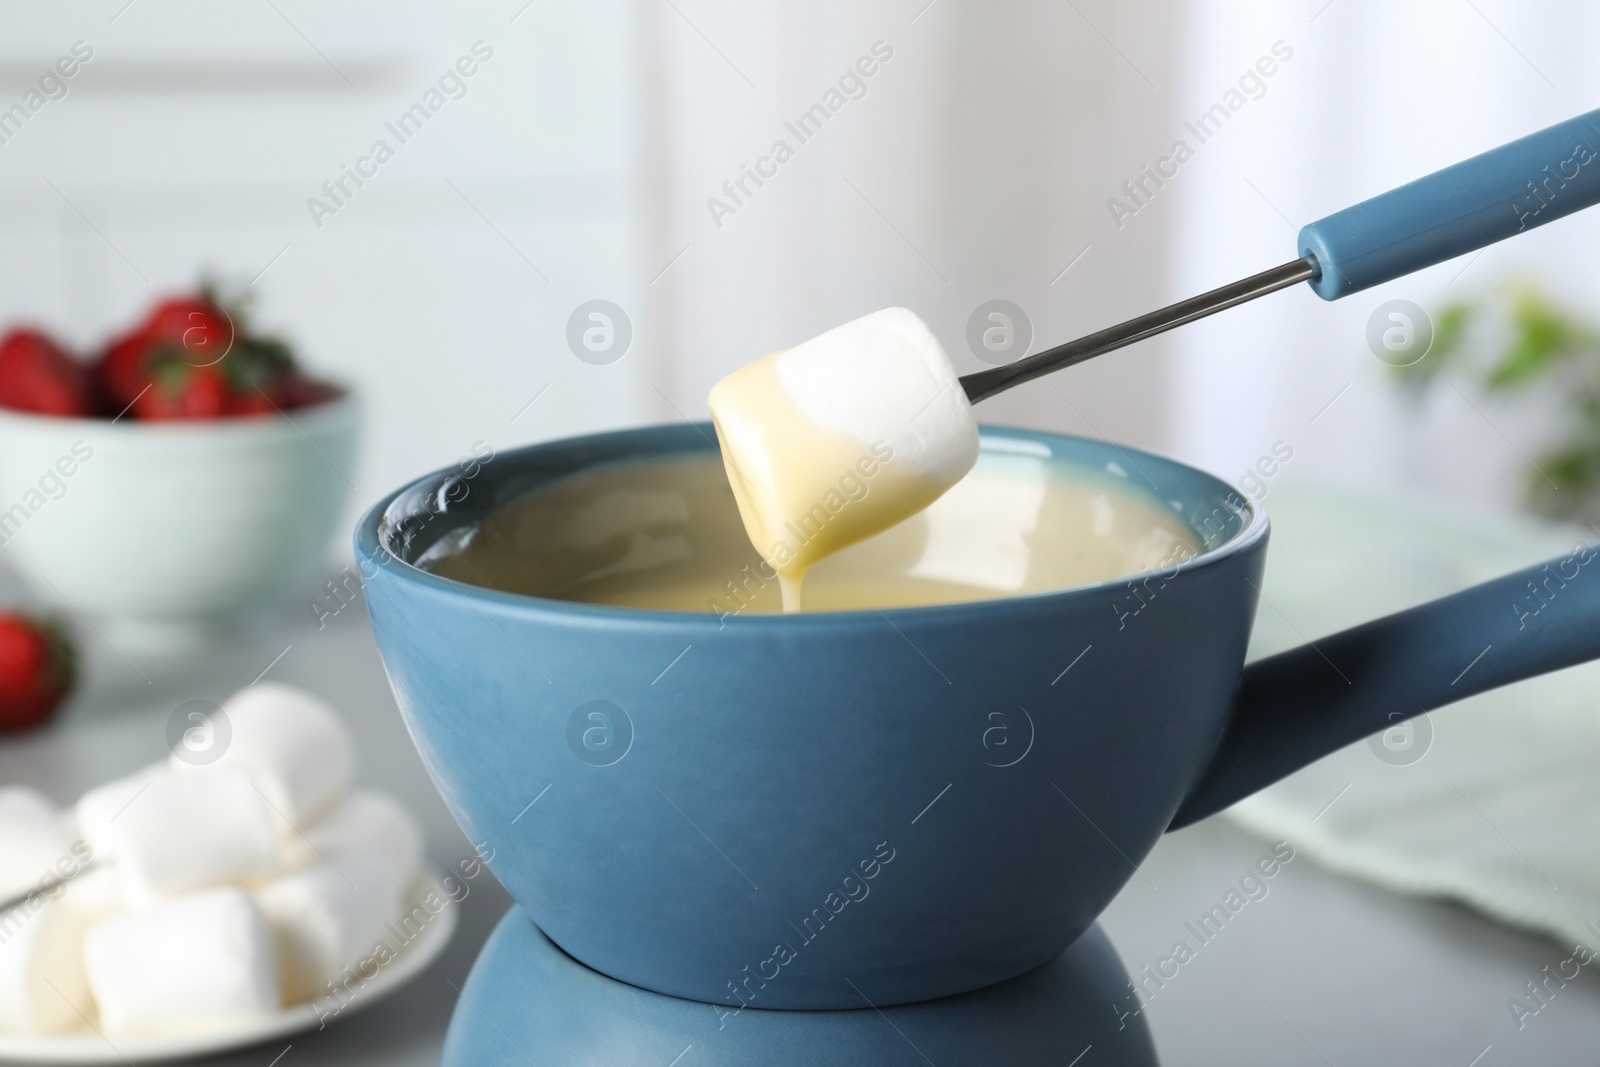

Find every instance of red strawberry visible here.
[280,375,340,411]
[226,389,280,417]
[93,288,334,422]
[97,331,157,413]
[141,297,235,367]
[0,329,92,417]
[97,297,235,414]
[133,358,232,421]
[0,615,74,733]
[221,336,295,414]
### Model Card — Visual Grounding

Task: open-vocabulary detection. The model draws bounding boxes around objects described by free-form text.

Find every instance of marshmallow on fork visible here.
[169,683,354,833]
[709,307,979,608]
[83,888,280,1036]
[78,767,281,907]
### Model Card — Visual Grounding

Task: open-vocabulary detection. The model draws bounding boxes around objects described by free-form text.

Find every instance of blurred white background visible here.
[1,0,1596,534]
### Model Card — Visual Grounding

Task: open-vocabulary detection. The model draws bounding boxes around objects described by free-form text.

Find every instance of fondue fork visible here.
[0,854,96,914]
[961,108,1600,404]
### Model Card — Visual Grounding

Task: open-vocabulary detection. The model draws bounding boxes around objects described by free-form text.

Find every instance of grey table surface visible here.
[1,580,1593,1067]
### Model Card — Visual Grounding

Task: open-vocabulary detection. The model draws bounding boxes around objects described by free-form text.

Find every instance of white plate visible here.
[0,868,458,1065]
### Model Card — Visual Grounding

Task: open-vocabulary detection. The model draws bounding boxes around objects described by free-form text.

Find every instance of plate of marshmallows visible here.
[0,684,454,1063]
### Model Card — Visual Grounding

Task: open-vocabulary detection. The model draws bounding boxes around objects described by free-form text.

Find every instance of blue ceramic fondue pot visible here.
[356,423,1600,1010]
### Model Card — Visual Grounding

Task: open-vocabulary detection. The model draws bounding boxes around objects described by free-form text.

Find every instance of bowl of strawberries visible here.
[0,288,356,650]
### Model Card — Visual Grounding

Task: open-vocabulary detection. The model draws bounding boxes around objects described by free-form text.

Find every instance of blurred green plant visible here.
[1393,285,1600,523]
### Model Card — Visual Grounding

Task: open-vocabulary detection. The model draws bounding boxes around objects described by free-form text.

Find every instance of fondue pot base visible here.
[441,908,1160,1066]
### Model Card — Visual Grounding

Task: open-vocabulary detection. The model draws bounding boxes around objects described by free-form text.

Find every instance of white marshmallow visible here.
[288,790,423,882]
[0,785,56,823]
[74,763,164,861]
[93,768,282,907]
[0,896,93,1034]
[0,790,77,901]
[773,307,978,483]
[254,854,407,1004]
[170,684,354,831]
[709,308,981,593]
[0,788,118,1037]
[56,862,122,924]
[84,887,280,1036]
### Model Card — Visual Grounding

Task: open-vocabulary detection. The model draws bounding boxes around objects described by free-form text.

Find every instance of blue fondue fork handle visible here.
[962,111,1600,405]
[1298,108,1600,299]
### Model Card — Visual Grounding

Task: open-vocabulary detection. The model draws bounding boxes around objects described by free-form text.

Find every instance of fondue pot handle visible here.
[1170,545,1600,829]
[1297,108,1600,300]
